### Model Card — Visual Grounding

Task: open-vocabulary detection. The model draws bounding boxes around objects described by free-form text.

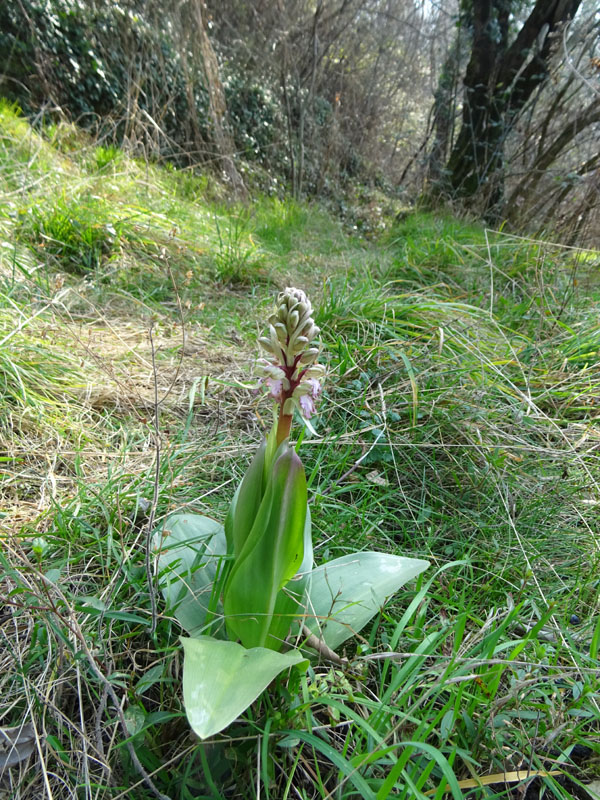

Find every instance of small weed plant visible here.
[211,209,264,284]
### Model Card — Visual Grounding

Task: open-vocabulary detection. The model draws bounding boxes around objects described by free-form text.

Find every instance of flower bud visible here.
[258,287,325,421]
[274,322,287,342]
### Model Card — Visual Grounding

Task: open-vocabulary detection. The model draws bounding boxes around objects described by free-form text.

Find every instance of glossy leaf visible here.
[224,445,307,649]
[182,636,308,739]
[224,424,281,558]
[225,438,266,558]
[304,552,429,649]
[266,503,313,649]
[154,514,227,637]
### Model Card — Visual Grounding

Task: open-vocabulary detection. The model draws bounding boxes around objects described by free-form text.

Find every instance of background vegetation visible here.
[1,0,599,244]
[0,0,599,797]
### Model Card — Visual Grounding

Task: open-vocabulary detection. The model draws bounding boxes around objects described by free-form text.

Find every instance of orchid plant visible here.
[154,288,429,739]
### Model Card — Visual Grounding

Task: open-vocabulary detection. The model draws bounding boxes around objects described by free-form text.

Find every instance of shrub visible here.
[0,0,207,161]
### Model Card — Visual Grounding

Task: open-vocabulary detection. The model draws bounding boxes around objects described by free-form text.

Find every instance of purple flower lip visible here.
[266,377,283,399]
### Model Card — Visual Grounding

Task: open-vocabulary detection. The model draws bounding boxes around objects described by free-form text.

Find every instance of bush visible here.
[0,0,208,161]
[225,75,279,162]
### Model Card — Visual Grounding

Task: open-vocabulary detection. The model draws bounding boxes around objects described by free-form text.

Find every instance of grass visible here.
[15,195,126,275]
[0,100,599,799]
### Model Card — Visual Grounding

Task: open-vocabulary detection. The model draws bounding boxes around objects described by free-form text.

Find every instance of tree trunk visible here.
[192,0,246,198]
[436,0,582,220]
[444,0,510,217]
[427,31,464,189]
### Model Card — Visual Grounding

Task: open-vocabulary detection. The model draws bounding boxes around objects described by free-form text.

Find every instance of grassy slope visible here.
[1,101,599,799]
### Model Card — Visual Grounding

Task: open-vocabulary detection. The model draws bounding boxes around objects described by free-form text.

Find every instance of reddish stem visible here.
[276,406,292,445]
[275,353,303,446]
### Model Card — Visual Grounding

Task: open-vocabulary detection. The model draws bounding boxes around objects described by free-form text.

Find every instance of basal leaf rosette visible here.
[155,286,430,741]
[222,288,320,650]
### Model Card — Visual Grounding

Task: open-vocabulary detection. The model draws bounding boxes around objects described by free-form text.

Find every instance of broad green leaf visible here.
[266,504,313,649]
[154,514,227,637]
[224,446,307,650]
[304,552,429,650]
[182,636,308,739]
[224,428,285,558]
[225,438,266,558]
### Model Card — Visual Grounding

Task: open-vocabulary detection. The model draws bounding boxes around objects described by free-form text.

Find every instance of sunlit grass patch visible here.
[0,102,76,196]
[0,305,105,517]
[0,300,87,418]
[253,196,310,254]
[15,195,126,275]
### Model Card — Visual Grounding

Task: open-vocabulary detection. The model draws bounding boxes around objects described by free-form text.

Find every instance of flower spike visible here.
[258,288,325,443]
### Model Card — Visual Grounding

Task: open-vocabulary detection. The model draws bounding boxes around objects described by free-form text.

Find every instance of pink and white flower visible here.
[257,288,325,421]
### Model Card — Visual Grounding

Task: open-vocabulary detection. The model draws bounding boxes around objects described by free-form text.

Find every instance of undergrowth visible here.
[0,101,599,799]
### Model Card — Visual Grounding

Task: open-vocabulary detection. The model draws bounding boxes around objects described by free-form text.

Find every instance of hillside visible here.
[1,102,599,800]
